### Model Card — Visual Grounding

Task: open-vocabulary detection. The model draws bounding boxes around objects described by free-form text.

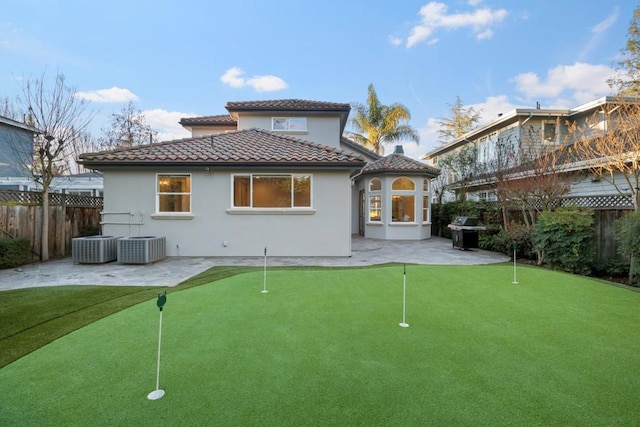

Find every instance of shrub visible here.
[78,224,101,237]
[432,200,497,238]
[479,223,535,260]
[533,208,595,275]
[614,212,640,286]
[0,239,31,269]
[591,258,629,278]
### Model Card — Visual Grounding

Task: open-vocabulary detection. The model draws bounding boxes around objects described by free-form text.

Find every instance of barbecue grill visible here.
[447,216,486,250]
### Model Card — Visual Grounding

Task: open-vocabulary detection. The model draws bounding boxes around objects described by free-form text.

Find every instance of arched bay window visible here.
[422,178,430,223]
[368,178,382,222]
[391,177,415,222]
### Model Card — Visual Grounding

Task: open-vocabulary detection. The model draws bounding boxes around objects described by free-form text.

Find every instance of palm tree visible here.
[348,84,419,155]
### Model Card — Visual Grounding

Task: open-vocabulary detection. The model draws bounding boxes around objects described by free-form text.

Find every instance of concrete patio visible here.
[0,236,510,291]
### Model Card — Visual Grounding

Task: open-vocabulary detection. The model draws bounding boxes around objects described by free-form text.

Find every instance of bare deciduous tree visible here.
[12,72,94,261]
[99,101,157,150]
[568,100,640,213]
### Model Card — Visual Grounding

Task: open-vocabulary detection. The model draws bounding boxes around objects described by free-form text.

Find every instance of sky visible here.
[0,0,636,160]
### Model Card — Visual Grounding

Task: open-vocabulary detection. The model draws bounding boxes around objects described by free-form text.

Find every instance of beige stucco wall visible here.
[190,126,236,137]
[237,114,342,148]
[101,167,353,257]
[356,175,432,240]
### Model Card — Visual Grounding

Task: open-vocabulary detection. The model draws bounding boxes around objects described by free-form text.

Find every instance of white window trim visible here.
[367,194,382,224]
[422,179,430,224]
[542,120,558,144]
[231,173,313,210]
[156,173,192,215]
[391,177,417,223]
[271,117,308,132]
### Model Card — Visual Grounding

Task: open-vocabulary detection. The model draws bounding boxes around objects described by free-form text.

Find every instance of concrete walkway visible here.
[0,236,509,291]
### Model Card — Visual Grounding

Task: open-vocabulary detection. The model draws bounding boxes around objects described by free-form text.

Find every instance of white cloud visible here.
[388,35,403,47]
[417,116,442,154]
[469,95,519,124]
[220,67,245,88]
[75,87,138,103]
[476,28,493,40]
[406,1,508,47]
[511,62,615,104]
[592,7,619,34]
[220,67,288,92]
[143,108,193,141]
[579,7,619,61]
[468,0,483,5]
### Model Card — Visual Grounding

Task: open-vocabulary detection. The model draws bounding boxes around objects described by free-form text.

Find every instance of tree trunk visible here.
[41,185,49,261]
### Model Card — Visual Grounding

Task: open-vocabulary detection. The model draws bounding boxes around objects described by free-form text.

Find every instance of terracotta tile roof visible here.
[340,137,381,160]
[360,153,440,177]
[79,128,365,168]
[179,114,236,126]
[225,99,350,112]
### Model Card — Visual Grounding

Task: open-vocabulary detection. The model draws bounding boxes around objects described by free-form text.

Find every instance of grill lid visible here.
[452,216,479,226]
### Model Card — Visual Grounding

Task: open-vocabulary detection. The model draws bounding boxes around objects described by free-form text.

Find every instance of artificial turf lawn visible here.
[1,264,639,426]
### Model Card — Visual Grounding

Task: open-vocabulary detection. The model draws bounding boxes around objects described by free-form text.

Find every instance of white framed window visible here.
[232,174,312,208]
[157,174,191,213]
[422,179,430,223]
[369,195,381,222]
[272,117,307,132]
[542,121,557,143]
[369,177,382,191]
[391,177,415,222]
[368,178,382,222]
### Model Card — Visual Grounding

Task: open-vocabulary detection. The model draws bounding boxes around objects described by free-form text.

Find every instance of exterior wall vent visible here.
[117,236,166,264]
[72,236,120,264]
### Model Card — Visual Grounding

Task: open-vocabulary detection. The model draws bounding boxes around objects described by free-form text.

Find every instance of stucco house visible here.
[79,99,440,257]
[422,96,637,211]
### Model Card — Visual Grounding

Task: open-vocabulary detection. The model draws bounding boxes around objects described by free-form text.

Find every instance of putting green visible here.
[1,265,639,426]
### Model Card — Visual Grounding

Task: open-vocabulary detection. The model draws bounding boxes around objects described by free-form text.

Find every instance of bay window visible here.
[391,177,415,222]
[368,178,382,222]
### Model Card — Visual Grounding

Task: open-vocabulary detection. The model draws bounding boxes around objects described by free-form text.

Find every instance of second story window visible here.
[272,117,307,131]
[543,121,557,143]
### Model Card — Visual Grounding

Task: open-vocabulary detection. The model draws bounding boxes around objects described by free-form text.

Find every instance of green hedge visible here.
[614,212,640,286]
[0,239,31,269]
[533,208,595,275]
[479,223,536,260]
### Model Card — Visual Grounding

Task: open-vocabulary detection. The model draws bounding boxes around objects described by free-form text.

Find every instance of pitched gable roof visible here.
[360,153,440,177]
[79,128,365,169]
[225,99,350,112]
[225,99,351,133]
[179,114,236,126]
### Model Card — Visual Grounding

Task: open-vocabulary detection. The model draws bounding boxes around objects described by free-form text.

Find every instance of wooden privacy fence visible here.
[0,191,103,259]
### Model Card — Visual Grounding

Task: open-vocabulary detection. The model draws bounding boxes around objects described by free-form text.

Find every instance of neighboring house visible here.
[79,99,440,257]
[0,115,103,195]
[0,115,36,188]
[423,96,637,210]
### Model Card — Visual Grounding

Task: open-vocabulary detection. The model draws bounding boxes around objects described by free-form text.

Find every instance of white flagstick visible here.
[512,244,519,285]
[148,292,166,400]
[261,247,268,293]
[399,264,409,328]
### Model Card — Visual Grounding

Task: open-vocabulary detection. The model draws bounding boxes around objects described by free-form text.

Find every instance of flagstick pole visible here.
[147,292,166,400]
[154,309,163,390]
[512,245,519,285]
[399,264,409,328]
[262,247,268,293]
